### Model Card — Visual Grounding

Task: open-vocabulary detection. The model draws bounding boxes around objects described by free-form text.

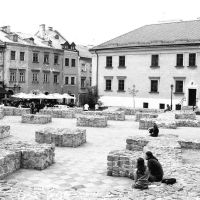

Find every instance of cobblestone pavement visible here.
[0,116,200,199]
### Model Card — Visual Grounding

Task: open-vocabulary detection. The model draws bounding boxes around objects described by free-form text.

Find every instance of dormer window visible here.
[55,34,59,39]
[71,42,76,50]
[48,40,52,47]
[13,34,18,42]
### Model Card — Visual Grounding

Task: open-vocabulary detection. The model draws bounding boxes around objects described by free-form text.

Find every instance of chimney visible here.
[0,26,11,34]
[48,27,53,31]
[39,24,45,38]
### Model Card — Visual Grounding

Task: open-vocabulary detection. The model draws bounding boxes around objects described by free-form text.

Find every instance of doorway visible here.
[188,89,196,106]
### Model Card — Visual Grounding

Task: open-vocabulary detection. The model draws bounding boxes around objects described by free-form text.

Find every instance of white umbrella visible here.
[51,93,64,99]
[62,93,76,99]
[12,92,28,99]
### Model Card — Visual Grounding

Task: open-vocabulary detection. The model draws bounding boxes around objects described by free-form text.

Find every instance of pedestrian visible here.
[148,123,159,137]
[164,104,171,112]
[132,157,149,189]
[95,103,99,110]
[83,103,89,111]
[145,151,163,182]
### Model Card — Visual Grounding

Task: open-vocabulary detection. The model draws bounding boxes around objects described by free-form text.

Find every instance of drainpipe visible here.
[94,50,99,96]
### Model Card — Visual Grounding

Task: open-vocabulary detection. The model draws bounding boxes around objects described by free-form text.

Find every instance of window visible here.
[106,56,112,67]
[71,59,76,67]
[175,80,183,93]
[119,56,125,67]
[33,52,38,63]
[151,55,159,67]
[189,53,196,66]
[20,52,25,61]
[81,63,86,72]
[43,73,49,83]
[10,71,16,82]
[176,54,183,67]
[81,77,86,88]
[11,51,15,60]
[53,74,58,83]
[118,79,125,91]
[44,53,49,64]
[143,102,148,108]
[71,77,75,85]
[19,71,25,82]
[65,76,69,85]
[159,104,165,109]
[105,79,112,91]
[32,72,38,82]
[151,80,158,92]
[54,54,59,64]
[65,58,69,66]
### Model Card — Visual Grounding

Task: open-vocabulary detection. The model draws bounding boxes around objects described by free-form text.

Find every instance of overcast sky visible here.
[1,0,200,46]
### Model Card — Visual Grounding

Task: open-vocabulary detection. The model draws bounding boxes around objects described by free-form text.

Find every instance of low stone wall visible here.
[135,112,158,122]
[175,112,196,120]
[0,109,4,119]
[117,107,164,115]
[21,114,52,124]
[0,141,55,170]
[14,108,30,116]
[126,136,149,151]
[178,139,200,149]
[3,106,15,116]
[0,126,10,139]
[78,110,125,121]
[0,149,21,179]
[176,119,200,127]
[35,128,86,147]
[39,109,75,118]
[76,115,107,127]
[1,107,30,116]
[139,118,155,129]
[107,150,141,178]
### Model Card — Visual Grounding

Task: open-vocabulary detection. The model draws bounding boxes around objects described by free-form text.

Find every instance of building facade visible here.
[35,25,92,104]
[91,20,200,109]
[0,26,63,95]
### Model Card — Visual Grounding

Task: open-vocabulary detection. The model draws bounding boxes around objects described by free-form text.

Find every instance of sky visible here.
[1,0,200,46]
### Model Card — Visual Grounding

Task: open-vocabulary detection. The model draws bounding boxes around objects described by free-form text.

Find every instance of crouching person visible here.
[148,123,159,137]
[132,158,149,190]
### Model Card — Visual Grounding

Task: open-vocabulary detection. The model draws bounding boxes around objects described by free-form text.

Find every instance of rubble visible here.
[0,126,10,139]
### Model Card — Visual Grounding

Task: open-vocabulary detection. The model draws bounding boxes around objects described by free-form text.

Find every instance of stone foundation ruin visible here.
[21,114,52,124]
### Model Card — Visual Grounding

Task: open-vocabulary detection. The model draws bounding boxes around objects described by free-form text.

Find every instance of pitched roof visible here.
[92,20,200,50]
[76,45,92,58]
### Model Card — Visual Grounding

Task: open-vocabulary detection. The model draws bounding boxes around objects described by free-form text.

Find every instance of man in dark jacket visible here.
[145,151,163,182]
[148,123,159,137]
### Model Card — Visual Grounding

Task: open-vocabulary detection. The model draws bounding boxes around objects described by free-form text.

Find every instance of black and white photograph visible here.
[0,0,200,199]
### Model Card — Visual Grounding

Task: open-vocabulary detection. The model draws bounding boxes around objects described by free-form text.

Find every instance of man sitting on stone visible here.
[148,123,159,137]
[145,151,163,182]
[164,104,171,112]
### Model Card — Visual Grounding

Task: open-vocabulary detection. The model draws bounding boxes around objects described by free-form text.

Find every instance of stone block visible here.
[14,108,30,116]
[76,115,107,127]
[39,109,75,118]
[0,150,21,179]
[21,114,52,124]
[107,150,141,178]
[178,139,200,149]
[0,141,55,170]
[76,110,125,121]
[3,106,15,116]
[0,109,4,119]
[135,112,158,122]
[0,126,10,139]
[35,128,86,147]
[176,119,200,127]
[175,112,196,120]
[126,136,149,151]
[139,118,155,129]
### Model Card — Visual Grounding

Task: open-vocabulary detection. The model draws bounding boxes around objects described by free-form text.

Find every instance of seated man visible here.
[164,104,171,112]
[148,123,159,137]
[145,151,163,182]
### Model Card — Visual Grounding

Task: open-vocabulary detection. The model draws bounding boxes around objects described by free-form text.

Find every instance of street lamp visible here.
[170,84,174,110]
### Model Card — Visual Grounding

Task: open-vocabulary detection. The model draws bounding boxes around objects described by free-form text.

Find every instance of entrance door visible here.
[188,89,196,106]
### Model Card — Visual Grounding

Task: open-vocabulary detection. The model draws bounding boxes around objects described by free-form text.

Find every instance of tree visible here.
[86,86,98,109]
[128,84,139,109]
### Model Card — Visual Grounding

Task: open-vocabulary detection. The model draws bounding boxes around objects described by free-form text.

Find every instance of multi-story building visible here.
[91,20,200,109]
[35,25,92,104]
[0,26,63,95]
